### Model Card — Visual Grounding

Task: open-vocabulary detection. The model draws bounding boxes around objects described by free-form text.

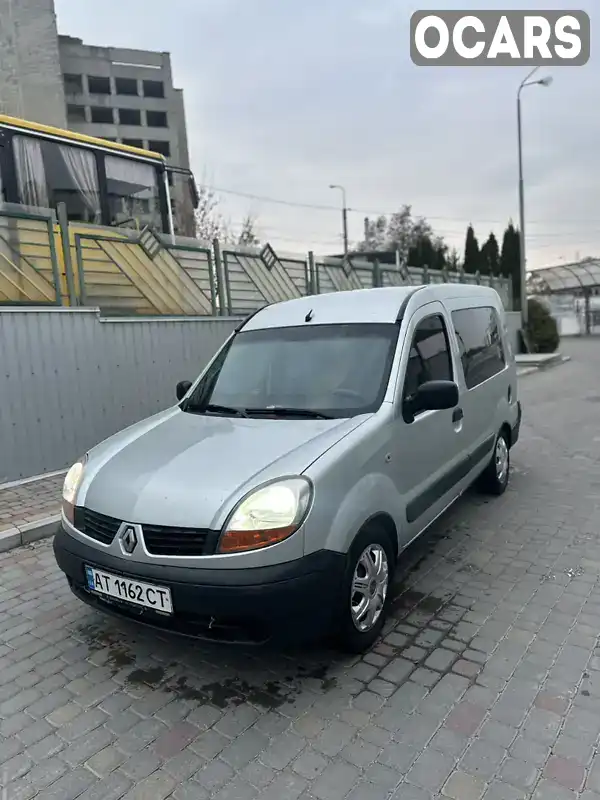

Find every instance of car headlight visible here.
[62,456,87,522]
[218,477,312,554]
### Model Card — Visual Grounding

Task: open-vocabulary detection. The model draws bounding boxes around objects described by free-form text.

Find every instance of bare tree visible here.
[194,184,261,249]
[237,214,260,247]
[194,184,230,242]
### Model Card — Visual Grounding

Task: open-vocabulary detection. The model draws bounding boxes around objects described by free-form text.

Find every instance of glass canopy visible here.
[529,260,600,292]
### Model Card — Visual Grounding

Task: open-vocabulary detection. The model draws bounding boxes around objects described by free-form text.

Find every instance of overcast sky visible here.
[55,0,597,268]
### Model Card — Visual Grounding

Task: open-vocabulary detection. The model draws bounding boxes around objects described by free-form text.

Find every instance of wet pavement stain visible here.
[390,588,448,616]
[167,676,207,703]
[76,623,136,674]
[297,663,338,692]
[126,665,165,686]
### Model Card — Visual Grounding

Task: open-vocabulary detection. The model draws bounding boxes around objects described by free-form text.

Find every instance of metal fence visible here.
[0,309,240,482]
[0,205,514,315]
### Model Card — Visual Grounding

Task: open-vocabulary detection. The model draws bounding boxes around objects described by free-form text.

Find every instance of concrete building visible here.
[58,36,195,237]
[0,0,67,128]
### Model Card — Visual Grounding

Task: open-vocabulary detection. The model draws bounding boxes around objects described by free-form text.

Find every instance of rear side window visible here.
[403,314,453,403]
[452,306,506,389]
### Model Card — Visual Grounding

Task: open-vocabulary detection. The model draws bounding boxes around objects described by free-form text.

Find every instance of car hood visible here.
[78,407,366,528]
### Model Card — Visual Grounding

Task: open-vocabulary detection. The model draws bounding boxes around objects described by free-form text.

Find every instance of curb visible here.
[517,355,571,378]
[0,514,60,554]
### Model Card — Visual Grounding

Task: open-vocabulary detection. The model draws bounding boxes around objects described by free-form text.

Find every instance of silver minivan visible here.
[54,284,521,652]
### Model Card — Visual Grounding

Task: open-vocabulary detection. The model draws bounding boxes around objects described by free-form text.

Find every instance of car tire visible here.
[477,429,510,496]
[334,525,395,654]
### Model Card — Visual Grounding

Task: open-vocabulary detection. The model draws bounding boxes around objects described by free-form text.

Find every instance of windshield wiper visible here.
[183,402,249,418]
[245,407,333,419]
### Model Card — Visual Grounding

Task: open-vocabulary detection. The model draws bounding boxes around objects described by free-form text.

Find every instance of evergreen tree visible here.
[500,221,521,310]
[447,248,461,271]
[463,224,480,274]
[480,232,500,276]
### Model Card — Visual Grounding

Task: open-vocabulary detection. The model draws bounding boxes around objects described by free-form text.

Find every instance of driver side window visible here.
[402,314,453,414]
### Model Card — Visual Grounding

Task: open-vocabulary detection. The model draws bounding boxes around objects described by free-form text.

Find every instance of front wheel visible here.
[477,429,510,495]
[335,526,395,654]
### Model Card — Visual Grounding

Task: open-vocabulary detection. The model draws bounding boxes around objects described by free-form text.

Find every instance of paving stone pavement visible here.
[0,474,63,533]
[1,337,600,800]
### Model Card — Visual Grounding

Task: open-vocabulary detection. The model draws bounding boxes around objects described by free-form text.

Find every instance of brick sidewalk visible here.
[0,472,64,533]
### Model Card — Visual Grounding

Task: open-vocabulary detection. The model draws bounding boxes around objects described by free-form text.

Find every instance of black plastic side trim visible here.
[406,433,495,524]
[235,304,270,333]
[395,286,427,323]
[511,401,522,447]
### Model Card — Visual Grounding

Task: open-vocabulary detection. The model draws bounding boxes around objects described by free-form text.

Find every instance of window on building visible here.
[90,107,114,124]
[12,135,101,223]
[403,315,453,414]
[143,80,165,98]
[118,108,142,126]
[122,138,144,149]
[452,307,506,390]
[67,104,86,123]
[104,154,161,230]
[146,110,168,128]
[115,77,138,96]
[148,140,170,157]
[63,73,83,93]
[87,75,111,94]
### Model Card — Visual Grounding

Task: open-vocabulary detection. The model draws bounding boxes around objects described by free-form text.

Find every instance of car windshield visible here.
[184,323,399,419]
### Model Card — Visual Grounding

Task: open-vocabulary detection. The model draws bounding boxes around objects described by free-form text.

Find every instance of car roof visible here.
[242,284,501,331]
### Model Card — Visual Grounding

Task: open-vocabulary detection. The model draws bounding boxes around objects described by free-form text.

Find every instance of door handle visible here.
[452,407,464,423]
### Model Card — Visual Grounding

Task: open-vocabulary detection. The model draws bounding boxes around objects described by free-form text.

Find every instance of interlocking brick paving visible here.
[0,473,63,532]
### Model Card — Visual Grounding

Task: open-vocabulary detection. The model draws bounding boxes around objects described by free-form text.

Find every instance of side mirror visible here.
[404,379,459,422]
[176,380,192,401]
[416,380,459,411]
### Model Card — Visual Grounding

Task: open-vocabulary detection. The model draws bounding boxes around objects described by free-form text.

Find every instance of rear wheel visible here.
[335,526,395,653]
[477,429,510,495]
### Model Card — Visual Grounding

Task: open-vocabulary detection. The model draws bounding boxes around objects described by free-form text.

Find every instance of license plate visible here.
[85,566,173,614]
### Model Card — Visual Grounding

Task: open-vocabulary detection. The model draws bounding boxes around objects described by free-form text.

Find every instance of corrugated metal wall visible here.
[0,309,239,482]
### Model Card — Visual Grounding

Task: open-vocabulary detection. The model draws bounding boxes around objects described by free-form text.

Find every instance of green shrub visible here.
[526,297,560,353]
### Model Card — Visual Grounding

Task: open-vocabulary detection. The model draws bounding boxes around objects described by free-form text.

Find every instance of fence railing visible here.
[0,208,62,305]
[0,204,514,314]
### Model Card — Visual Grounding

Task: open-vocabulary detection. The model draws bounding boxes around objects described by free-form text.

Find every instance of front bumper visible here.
[53,524,346,645]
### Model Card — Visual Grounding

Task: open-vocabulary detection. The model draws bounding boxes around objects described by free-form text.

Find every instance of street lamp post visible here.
[329,184,349,256]
[517,66,552,332]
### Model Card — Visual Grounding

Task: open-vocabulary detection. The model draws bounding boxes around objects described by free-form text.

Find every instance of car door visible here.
[390,302,469,540]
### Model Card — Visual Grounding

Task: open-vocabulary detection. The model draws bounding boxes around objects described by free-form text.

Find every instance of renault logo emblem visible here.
[119,526,138,555]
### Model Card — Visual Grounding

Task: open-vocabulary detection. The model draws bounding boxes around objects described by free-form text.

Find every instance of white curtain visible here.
[59,144,101,223]
[13,136,49,209]
[105,154,160,228]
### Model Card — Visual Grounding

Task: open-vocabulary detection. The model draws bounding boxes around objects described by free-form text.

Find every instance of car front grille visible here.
[73,507,219,556]
[74,507,121,545]
[142,524,219,556]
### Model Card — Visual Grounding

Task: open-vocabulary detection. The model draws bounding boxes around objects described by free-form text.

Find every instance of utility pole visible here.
[329,184,348,256]
[516,67,553,331]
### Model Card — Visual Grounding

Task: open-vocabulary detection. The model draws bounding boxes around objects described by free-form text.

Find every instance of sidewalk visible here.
[0,471,63,550]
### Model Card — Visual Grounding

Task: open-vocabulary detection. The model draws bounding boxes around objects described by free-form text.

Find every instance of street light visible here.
[329,184,349,256]
[517,66,552,332]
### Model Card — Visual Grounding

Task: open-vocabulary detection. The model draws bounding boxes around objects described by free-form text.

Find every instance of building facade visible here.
[0,0,67,128]
[58,36,194,236]
[0,1,194,236]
